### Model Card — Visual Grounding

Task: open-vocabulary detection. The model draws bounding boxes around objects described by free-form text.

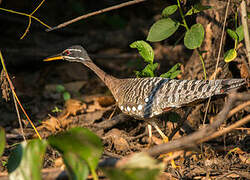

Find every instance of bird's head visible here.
[44,45,91,63]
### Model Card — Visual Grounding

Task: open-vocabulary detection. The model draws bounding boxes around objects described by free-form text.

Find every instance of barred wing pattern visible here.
[115,78,245,118]
[46,46,246,120]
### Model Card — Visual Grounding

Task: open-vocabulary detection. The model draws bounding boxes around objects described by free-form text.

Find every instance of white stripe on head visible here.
[67,48,82,52]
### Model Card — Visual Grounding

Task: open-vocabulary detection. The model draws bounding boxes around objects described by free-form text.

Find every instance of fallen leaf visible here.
[65,99,87,116]
[105,129,129,152]
[41,115,61,133]
[240,63,250,79]
[97,96,115,107]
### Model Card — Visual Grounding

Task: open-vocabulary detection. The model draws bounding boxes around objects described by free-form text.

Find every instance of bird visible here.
[44,45,245,120]
[44,45,246,166]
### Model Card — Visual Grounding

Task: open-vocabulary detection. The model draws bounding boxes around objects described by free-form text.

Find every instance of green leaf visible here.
[63,92,71,101]
[184,23,204,49]
[185,3,211,16]
[130,41,154,64]
[51,106,62,113]
[56,85,65,93]
[104,168,160,180]
[134,71,142,78]
[63,152,89,180]
[236,25,244,42]
[48,127,103,180]
[7,140,47,180]
[147,18,180,42]
[185,7,196,16]
[103,153,164,180]
[141,63,159,77]
[227,29,238,41]
[224,49,237,62]
[160,63,181,79]
[0,127,5,157]
[170,70,181,79]
[162,5,178,17]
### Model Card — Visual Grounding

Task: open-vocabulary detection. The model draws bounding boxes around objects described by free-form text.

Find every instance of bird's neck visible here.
[83,60,120,99]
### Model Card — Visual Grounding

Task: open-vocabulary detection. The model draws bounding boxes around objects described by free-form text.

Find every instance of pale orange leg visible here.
[147,124,153,147]
[152,122,178,168]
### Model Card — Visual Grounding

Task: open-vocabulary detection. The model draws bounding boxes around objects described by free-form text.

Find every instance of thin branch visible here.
[12,88,26,141]
[240,0,250,67]
[228,100,250,118]
[203,0,231,125]
[199,114,250,143]
[46,0,147,31]
[20,0,47,39]
[0,51,42,140]
[0,1,51,39]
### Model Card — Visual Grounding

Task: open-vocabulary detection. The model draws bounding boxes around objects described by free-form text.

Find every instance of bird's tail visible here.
[218,79,246,94]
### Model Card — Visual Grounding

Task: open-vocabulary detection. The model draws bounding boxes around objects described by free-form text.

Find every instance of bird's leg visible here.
[108,104,117,120]
[147,124,152,147]
[151,121,178,169]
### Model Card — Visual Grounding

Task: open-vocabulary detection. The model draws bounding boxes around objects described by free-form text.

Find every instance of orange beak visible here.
[43,54,63,62]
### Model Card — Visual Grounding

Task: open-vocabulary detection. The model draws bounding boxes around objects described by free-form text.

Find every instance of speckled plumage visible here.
[46,45,246,119]
[112,77,245,118]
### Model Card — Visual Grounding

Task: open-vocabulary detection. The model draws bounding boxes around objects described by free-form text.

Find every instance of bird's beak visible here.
[43,54,63,62]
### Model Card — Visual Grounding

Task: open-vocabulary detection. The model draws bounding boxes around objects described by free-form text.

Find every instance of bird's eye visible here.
[63,50,71,56]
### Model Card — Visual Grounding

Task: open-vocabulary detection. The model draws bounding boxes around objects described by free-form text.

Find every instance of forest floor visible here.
[0,0,249,179]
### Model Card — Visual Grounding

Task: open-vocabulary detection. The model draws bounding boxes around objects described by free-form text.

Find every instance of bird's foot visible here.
[153,124,179,169]
[160,137,180,169]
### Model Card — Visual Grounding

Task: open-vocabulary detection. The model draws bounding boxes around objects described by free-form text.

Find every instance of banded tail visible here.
[215,79,246,94]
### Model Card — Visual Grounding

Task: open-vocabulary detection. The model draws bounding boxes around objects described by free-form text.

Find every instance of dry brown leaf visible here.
[65,99,87,116]
[58,115,73,128]
[240,63,250,79]
[239,154,250,164]
[42,115,61,133]
[105,129,129,151]
[86,97,107,112]
[0,70,10,101]
[97,96,115,107]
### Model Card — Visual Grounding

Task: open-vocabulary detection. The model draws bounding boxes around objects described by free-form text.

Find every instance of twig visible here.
[203,0,231,125]
[240,0,250,67]
[199,114,250,143]
[0,51,42,140]
[227,100,250,118]
[12,89,26,141]
[146,92,250,157]
[20,0,46,39]
[0,2,51,39]
[46,0,147,31]
[1,59,25,141]
[209,67,222,80]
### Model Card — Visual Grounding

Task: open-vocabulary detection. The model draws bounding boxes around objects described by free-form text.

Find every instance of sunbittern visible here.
[44,45,246,167]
